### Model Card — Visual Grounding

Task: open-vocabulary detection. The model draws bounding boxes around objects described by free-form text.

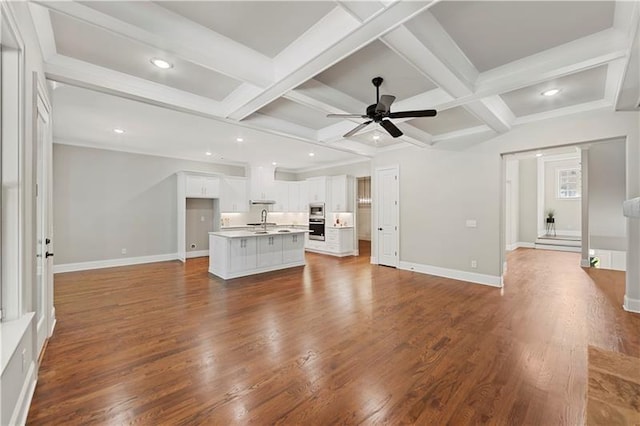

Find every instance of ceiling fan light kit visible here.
[327,76,437,139]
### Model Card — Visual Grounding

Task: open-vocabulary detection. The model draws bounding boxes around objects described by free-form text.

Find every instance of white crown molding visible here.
[513,99,612,126]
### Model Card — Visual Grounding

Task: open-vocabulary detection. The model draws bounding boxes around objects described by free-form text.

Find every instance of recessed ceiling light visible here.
[541,88,561,97]
[205,151,212,156]
[373,134,380,140]
[236,137,243,142]
[536,152,543,157]
[113,128,125,134]
[272,162,277,166]
[150,58,173,69]
[308,152,315,157]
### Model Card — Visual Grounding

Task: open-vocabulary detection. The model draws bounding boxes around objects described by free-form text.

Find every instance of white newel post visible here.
[623,197,640,313]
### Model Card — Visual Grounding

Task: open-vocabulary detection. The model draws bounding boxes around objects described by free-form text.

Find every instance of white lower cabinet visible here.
[209,231,306,279]
[229,237,257,272]
[283,233,305,263]
[305,227,355,257]
[257,235,283,268]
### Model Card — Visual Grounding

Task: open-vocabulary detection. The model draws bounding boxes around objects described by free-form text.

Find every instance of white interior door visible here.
[35,77,53,355]
[376,166,399,267]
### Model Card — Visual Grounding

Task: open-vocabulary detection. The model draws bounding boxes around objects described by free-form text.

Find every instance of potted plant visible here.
[546,209,555,224]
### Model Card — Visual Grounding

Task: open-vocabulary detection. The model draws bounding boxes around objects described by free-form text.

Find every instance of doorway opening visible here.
[357,176,371,257]
[502,138,627,281]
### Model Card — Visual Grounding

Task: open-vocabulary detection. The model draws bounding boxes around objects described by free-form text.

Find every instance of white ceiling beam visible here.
[475,28,628,97]
[34,0,273,88]
[226,1,434,121]
[284,79,366,116]
[395,123,433,147]
[28,3,56,61]
[613,0,640,111]
[465,96,515,134]
[240,114,317,142]
[46,55,227,117]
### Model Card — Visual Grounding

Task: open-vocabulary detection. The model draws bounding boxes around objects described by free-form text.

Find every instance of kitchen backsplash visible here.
[221,205,307,227]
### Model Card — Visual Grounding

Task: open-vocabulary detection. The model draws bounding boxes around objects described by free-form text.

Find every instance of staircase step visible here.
[535,243,582,252]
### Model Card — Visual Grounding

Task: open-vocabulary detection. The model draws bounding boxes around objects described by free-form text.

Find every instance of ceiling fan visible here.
[326,76,437,139]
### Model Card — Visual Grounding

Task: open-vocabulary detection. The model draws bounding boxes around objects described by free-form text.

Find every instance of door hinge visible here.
[395,175,397,180]
[0,309,3,320]
[395,251,397,256]
[395,226,397,231]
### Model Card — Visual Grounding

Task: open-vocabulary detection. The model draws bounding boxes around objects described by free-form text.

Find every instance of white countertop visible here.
[327,226,354,229]
[210,229,309,238]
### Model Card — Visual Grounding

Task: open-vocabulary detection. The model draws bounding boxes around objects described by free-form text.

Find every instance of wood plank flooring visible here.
[27,248,639,424]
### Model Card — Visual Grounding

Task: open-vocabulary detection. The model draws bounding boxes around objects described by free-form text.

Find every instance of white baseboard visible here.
[515,242,535,249]
[370,256,378,264]
[623,295,640,314]
[581,258,591,267]
[186,250,208,259]
[53,253,179,273]
[10,360,37,426]
[399,261,502,288]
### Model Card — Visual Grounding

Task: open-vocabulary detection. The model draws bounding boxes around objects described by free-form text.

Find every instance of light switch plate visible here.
[466,219,477,228]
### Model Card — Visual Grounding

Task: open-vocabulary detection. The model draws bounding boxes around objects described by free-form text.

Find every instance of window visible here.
[357,177,371,207]
[557,168,581,199]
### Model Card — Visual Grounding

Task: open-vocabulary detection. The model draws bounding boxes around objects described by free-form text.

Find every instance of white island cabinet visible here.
[209,230,307,279]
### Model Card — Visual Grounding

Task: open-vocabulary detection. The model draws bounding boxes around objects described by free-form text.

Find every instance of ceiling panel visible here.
[348,131,404,148]
[315,40,437,105]
[156,1,335,58]
[407,106,482,135]
[500,65,608,117]
[429,1,615,72]
[50,11,242,101]
[257,98,332,130]
[52,84,364,170]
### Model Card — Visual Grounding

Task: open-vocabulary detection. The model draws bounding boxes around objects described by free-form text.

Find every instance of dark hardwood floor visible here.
[28,248,639,424]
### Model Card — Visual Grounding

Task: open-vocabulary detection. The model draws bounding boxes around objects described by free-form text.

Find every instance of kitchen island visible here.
[209,229,307,279]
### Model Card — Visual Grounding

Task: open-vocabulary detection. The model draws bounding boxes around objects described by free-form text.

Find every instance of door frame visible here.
[33,73,55,354]
[373,165,399,267]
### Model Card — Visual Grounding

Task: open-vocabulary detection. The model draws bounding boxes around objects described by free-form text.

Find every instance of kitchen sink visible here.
[253,231,269,234]
[277,229,291,233]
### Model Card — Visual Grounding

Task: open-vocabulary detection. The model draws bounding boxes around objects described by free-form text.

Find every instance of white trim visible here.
[398,261,503,288]
[535,244,582,253]
[581,258,592,268]
[514,242,535,249]
[370,256,378,264]
[623,295,640,314]
[545,230,582,237]
[53,253,179,273]
[208,260,305,280]
[10,360,37,426]
[186,250,209,259]
[304,248,357,257]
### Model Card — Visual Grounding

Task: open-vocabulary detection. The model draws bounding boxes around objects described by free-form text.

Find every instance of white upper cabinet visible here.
[249,166,276,201]
[272,182,290,212]
[185,174,220,198]
[220,176,248,212]
[330,175,355,212]
[307,176,328,203]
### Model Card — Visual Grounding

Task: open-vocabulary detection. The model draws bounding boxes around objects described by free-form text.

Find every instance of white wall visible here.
[544,157,581,235]
[295,160,371,180]
[518,158,538,243]
[53,144,244,264]
[371,109,640,287]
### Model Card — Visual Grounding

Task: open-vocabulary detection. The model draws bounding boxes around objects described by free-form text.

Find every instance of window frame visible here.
[556,167,581,200]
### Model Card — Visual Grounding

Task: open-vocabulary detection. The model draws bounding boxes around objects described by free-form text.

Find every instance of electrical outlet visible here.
[121,248,127,255]
[200,216,205,222]
[190,243,196,249]
[471,260,477,268]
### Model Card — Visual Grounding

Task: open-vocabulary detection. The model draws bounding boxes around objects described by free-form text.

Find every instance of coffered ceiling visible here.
[30,0,639,171]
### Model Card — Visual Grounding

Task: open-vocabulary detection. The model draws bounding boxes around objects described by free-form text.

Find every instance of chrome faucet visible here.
[261,209,268,231]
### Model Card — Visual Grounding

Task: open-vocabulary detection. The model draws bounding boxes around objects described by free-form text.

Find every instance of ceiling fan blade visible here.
[327,113,369,119]
[375,95,396,113]
[343,120,373,138]
[388,109,437,119]
[380,119,403,138]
